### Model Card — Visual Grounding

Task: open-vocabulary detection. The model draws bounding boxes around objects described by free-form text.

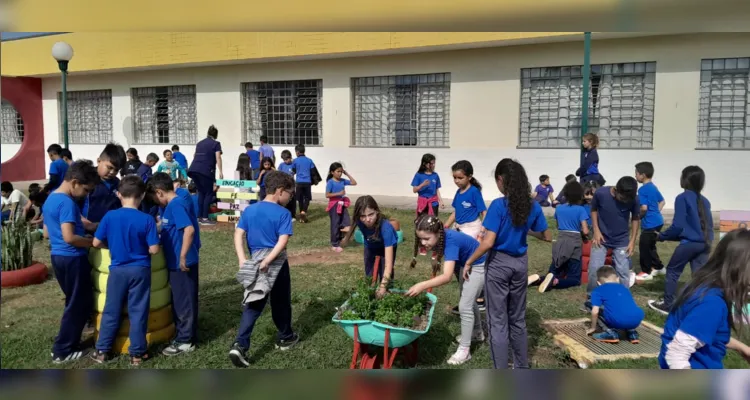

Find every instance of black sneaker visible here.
[90,350,114,364]
[52,349,89,364]
[228,342,250,368]
[451,306,460,315]
[199,218,216,226]
[275,333,300,351]
[648,299,670,316]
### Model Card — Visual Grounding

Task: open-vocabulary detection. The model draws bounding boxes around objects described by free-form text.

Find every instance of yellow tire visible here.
[96,323,176,355]
[94,305,173,336]
[91,269,168,293]
[89,248,166,274]
[94,285,171,313]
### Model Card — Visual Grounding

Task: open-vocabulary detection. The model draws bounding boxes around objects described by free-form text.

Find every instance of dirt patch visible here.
[202,223,235,232]
[288,250,361,266]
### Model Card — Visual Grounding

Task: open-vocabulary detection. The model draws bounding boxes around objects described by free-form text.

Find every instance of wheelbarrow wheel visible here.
[360,352,380,369]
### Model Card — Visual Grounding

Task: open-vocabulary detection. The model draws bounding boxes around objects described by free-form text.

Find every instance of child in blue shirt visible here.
[257,157,276,200]
[411,153,444,217]
[463,159,550,369]
[582,181,600,235]
[291,144,317,223]
[171,145,188,171]
[229,171,299,368]
[588,176,641,293]
[90,176,160,366]
[147,172,201,356]
[188,181,200,218]
[81,143,127,228]
[586,266,645,344]
[533,175,555,207]
[635,162,666,281]
[576,132,606,186]
[244,142,262,180]
[659,228,750,369]
[137,153,159,183]
[649,166,715,316]
[44,144,69,194]
[42,160,100,364]
[552,174,578,207]
[325,162,357,252]
[277,150,296,218]
[157,149,187,181]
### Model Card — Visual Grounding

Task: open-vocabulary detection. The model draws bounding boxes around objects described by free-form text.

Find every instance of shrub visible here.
[2,222,34,272]
[340,278,430,329]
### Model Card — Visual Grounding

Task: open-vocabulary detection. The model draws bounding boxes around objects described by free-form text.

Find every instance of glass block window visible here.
[519,62,656,148]
[352,73,450,147]
[1,100,24,144]
[57,89,113,144]
[697,57,750,149]
[241,79,322,146]
[131,85,198,144]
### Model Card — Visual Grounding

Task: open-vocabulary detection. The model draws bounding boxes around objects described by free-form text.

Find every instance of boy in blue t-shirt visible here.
[291,144,317,223]
[44,144,69,194]
[244,142,262,180]
[147,172,201,356]
[81,143,127,230]
[533,174,555,207]
[90,176,160,366]
[42,160,101,363]
[634,162,666,281]
[587,266,645,343]
[277,150,296,218]
[171,145,188,171]
[229,171,299,368]
[137,153,159,183]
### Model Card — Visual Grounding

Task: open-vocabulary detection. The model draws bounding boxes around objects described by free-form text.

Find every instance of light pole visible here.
[51,42,74,149]
[581,32,591,155]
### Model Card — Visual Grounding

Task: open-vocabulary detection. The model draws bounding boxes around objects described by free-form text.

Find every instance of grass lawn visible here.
[1,205,747,369]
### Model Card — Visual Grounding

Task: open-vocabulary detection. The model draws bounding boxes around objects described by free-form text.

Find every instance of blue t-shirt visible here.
[82,177,121,224]
[451,186,486,224]
[411,172,441,206]
[190,193,199,219]
[43,193,87,257]
[136,163,153,183]
[278,162,294,176]
[583,203,592,228]
[357,220,398,251]
[94,208,159,268]
[173,188,201,248]
[326,178,351,195]
[482,198,547,257]
[554,204,589,232]
[237,201,294,251]
[172,151,188,170]
[246,149,261,170]
[48,159,69,192]
[591,186,640,248]
[638,182,665,230]
[659,288,730,369]
[259,144,275,160]
[590,282,644,329]
[189,137,222,177]
[444,229,486,267]
[291,156,316,184]
[534,184,554,203]
[160,196,200,269]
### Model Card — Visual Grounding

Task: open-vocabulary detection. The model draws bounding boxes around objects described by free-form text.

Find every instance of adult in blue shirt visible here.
[244,142,261,180]
[188,125,223,225]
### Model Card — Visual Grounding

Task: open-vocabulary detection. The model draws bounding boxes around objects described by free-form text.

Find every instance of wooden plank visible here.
[720,220,749,232]
[216,191,257,200]
[216,179,257,189]
[217,202,249,211]
[217,214,241,223]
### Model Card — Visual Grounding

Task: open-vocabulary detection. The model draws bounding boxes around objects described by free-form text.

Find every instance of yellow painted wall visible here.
[1,32,582,77]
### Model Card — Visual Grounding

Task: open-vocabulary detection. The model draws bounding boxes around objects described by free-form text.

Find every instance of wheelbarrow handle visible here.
[371,255,381,286]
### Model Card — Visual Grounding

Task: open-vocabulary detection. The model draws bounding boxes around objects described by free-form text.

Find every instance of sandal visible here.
[130,352,152,367]
[90,350,113,364]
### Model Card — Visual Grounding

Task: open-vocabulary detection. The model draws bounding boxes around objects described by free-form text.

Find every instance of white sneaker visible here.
[635,272,653,281]
[539,273,555,293]
[527,274,541,286]
[629,272,636,288]
[651,268,666,277]
[447,345,472,365]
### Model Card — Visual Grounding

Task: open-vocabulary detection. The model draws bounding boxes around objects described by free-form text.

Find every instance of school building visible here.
[1,32,749,210]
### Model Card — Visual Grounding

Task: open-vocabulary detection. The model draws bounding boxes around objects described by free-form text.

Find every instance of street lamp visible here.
[52,42,74,149]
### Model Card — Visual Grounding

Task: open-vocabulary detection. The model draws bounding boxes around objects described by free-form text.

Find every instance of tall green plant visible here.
[1,221,34,272]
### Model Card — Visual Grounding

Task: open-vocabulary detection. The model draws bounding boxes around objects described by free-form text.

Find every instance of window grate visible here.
[241,80,322,146]
[697,57,750,149]
[351,73,451,148]
[519,62,656,149]
[1,100,24,144]
[131,85,198,144]
[56,89,113,144]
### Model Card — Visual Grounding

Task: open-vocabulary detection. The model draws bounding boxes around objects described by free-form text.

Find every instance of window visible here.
[697,57,750,149]
[1,100,24,144]
[241,80,322,146]
[519,62,656,149]
[131,85,198,144]
[56,89,113,144]
[351,73,450,147]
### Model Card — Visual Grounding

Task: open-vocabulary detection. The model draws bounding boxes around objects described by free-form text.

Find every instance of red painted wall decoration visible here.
[1,76,46,182]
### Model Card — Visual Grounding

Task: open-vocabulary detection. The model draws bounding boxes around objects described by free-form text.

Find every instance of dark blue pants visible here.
[169,264,199,344]
[51,255,94,358]
[547,258,582,289]
[235,261,294,350]
[296,183,312,213]
[191,172,214,219]
[364,245,397,282]
[285,196,296,218]
[663,242,710,307]
[329,206,351,247]
[95,267,151,355]
[639,225,664,274]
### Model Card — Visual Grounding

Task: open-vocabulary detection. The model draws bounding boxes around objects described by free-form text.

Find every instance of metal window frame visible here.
[56,89,113,144]
[350,72,451,148]
[0,100,24,144]
[518,62,656,150]
[130,84,198,145]
[240,79,323,147]
[696,57,750,150]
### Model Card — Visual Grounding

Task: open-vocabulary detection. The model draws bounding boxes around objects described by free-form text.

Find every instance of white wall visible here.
[23,33,750,210]
[1,144,21,162]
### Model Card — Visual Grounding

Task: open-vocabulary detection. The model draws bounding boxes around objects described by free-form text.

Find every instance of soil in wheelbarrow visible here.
[337,280,432,331]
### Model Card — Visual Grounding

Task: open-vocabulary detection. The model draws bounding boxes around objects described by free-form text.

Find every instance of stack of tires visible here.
[89,248,175,354]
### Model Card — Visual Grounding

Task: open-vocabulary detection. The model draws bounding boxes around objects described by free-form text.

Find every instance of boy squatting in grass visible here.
[586,265,645,344]
[229,171,300,368]
[90,176,160,366]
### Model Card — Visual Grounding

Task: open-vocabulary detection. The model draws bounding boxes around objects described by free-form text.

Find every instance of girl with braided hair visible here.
[406,214,488,365]
[463,159,551,369]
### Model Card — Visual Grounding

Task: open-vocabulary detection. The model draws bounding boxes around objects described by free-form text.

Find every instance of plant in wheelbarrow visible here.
[1,221,48,288]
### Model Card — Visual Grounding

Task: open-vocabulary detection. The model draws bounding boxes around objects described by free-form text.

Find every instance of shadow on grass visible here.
[198,278,243,345]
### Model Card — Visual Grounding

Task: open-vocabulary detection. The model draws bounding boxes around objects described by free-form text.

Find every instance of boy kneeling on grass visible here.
[229,170,300,368]
[90,176,160,366]
[587,266,645,344]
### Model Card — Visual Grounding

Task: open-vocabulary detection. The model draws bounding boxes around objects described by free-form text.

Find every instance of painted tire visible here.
[91,269,168,293]
[94,285,171,313]
[0,263,48,288]
[94,305,173,336]
[96,323,176,355]
[89,248,166,274]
